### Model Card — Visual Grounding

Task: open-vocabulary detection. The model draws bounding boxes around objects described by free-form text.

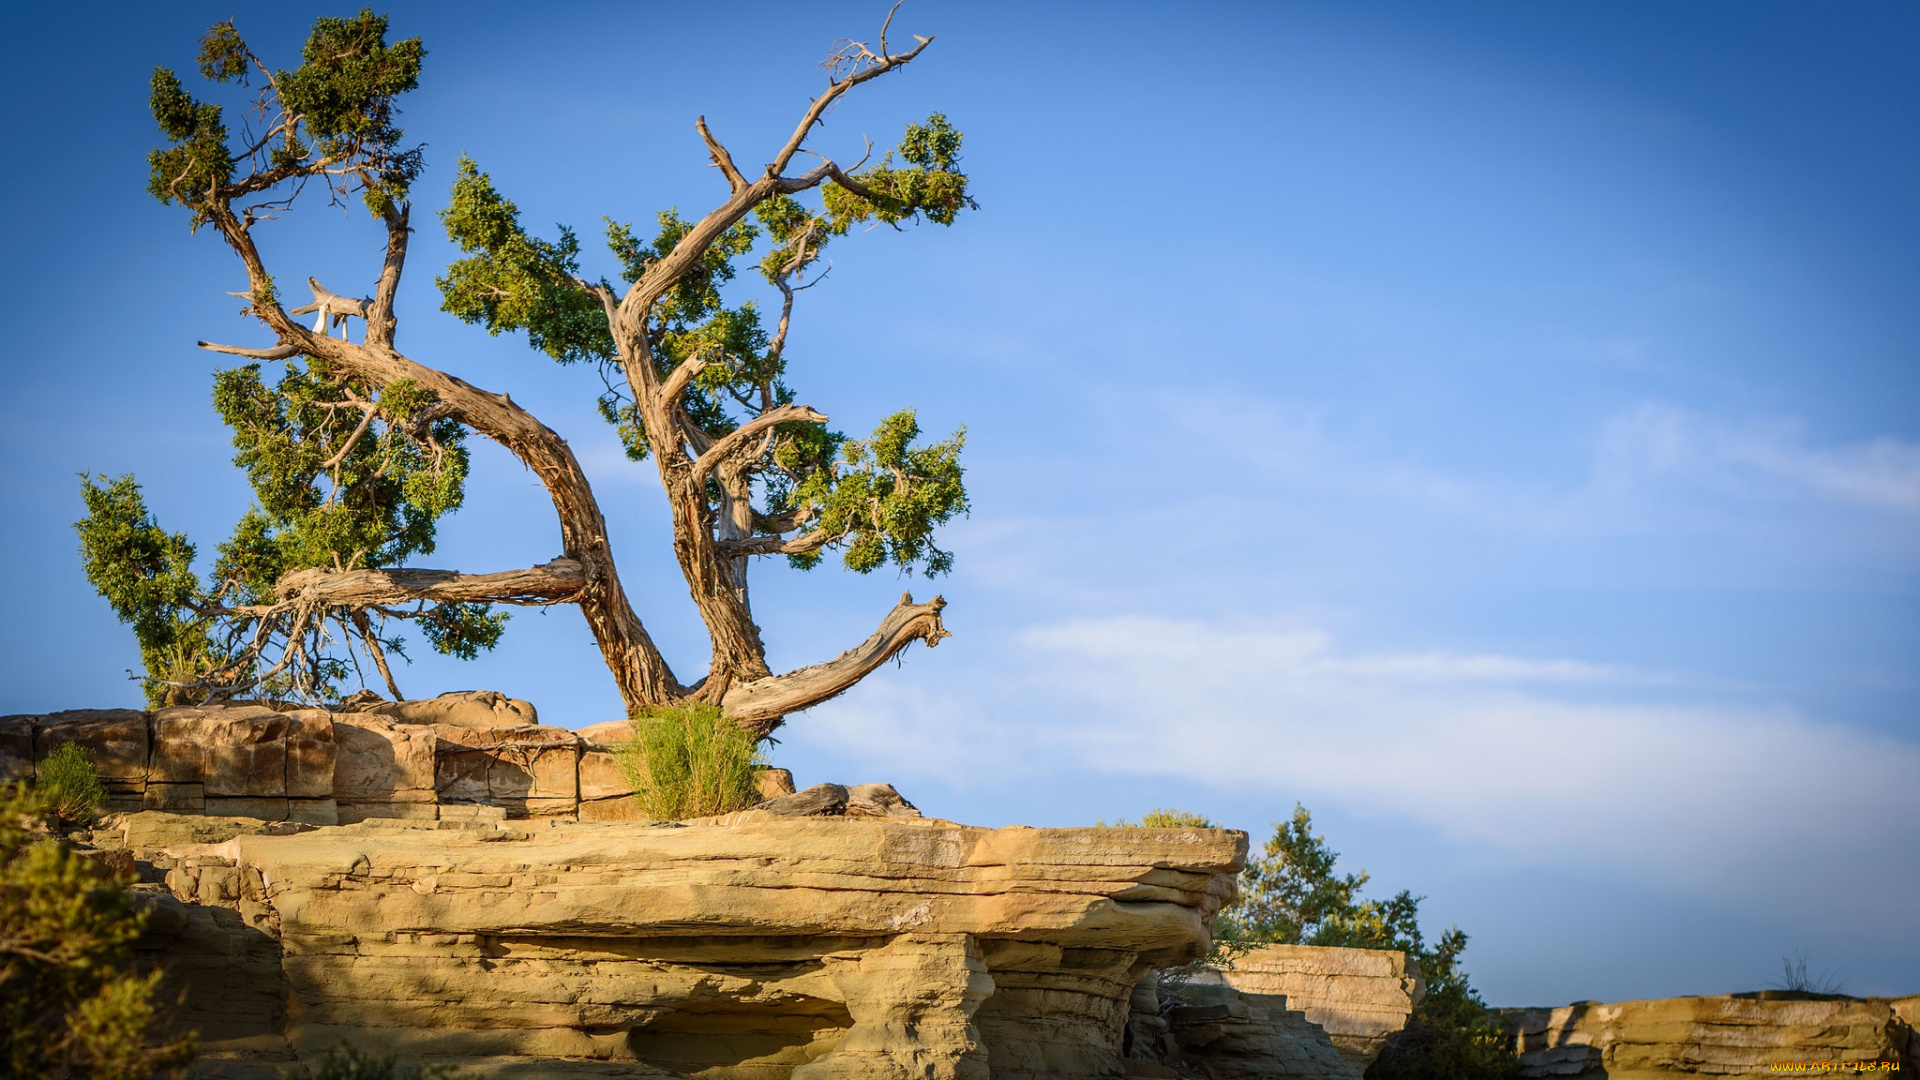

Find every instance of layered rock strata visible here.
[1498,994,1920,1078]
[1192,944,1425,1071]
[1123,975,1362,1080]
[0,695,800,824]
[95,812,1249,1079]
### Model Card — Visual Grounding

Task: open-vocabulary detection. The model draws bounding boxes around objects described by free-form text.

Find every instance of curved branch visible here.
[694,403,826,480]
[198,340,302,360]
[720,592,950,731]
[714,531,833,558]
[268,558,586,609]
[696,116,746,192]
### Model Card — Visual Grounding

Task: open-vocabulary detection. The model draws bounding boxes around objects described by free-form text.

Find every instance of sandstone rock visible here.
[117,815,1247,1079]
[331,715,436,802]
[34,709,149,784]
[760,782,849,816]
[1194,943,1424,1071]
[0,715,34,784]
[431,724,579,816]
[372,690,539,730]
[153,706,288,797]
[573,720,629,747]
[1161,982,1360,1080]
[283,710,335,799]
[1499,993,1920,1079]
[846,782,919,818]
[758,766,799,800]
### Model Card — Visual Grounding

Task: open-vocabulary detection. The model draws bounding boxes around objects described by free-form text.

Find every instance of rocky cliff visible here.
[1192,943,1425,1072]
[94,809,1250,1079]
[1498,994,1920,1078]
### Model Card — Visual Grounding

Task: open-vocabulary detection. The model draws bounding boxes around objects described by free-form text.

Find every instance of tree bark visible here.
[719,593,949,733]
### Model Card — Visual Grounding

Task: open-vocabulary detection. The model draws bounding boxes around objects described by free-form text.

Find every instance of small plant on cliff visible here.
[1215,803,1518,1080]
[0,783,198,1078]
[303,1043,464,1080]
[615,703,766,820]
[34,744,109,828]
[1098,808,1219,828]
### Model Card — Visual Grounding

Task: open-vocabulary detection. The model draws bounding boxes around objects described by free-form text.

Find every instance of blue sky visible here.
[2,2,1915,1005]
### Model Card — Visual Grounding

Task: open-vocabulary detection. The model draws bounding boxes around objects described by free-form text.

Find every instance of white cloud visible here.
[799,614,1920,921]
[1596,404,1920,510]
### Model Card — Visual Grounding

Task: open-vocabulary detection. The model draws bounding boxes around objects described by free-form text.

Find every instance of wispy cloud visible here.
[1596,404,1920,510]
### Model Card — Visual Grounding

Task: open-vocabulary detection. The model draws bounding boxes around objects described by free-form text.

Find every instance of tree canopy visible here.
[80,8,973,730]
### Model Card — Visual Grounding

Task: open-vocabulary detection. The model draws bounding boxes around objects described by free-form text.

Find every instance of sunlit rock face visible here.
[98,812,1246,1079]
[1191,943,1425,1072]
[1497,994,1920,1079]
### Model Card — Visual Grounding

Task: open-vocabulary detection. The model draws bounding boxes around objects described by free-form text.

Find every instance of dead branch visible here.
[719,592,949,731]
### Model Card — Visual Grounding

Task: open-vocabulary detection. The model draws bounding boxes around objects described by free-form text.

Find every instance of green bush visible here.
[36,742,108,826]
[0,782,197,1078]
[613,703,765,820]
[1099,808,1218,828]
[303,1043,464,1079]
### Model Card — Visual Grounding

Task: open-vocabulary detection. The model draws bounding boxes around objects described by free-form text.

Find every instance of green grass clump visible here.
[36,743,108,826]
[613,703,765,821]
[1097,807,1217,828]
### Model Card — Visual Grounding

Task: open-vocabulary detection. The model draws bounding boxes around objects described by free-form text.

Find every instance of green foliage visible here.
[75,474,225,707]
[822,113,975,228]
[1367,929,1519,1080]
[1220,803,1423,952]
[0,784,197,1077]
[1099,808,1219,828]
[437,158,612,364]
[776,411,968,576]
[613,704,766,820]
[1211,805,1518,1080]
[34,744,107,827]
[303,1043,464,1080]
[440,113,975,579]
[148,10,424,223]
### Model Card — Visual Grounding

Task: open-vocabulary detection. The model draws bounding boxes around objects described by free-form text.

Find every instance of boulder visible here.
[152,706,288,797]
[371,690,538,730]
[1193,943,1424,1071]
[331,714,437,804]
[0,715,34,784]
[34,709,150,786]
[431,723,579,816]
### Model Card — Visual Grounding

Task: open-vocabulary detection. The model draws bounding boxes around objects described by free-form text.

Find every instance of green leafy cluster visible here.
[75,475,226,706]
[212,363,468,576]
[822,113,974,228]
[775,411,967,575]
[77,359,501,703]
[0,783,198,1078]
[1213,804,1518,1080]
[438,115,975,579]
[35,744,108,828]
[438,158,612,365]
[613,704,766,820]
[146,9,424,223]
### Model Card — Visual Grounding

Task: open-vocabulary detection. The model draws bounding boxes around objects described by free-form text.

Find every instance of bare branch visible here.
[715,530,833,558]
[197,340,302,360]
[268,558,587,610]
[658,354,712,407]
[768,33,932,179]
[693,403,826,480]
[720,592,950,731]
[696,116,747,192]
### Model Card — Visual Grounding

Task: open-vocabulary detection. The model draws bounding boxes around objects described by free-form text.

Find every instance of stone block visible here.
[577,796,646,822]
[573,720,630,747]
[152,706,288,797]
[332,715,436,801]
[578,747,630,801]
[0,715,34,784]
[432,724,579,811]
[284,710,335,798]
[35,709,149,782]
[288,798,338,826]
[144,782,206,812]
[206,797,288,822]
[370,690,538,730]
[757,767,798,800]
[337,801,440,825]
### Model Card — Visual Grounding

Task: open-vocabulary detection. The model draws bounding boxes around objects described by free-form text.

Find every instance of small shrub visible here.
[302,1043,465,1079]
[1097,807,1217,828]
[1,782,197,1077]
[613,703,765,820]
[37,742,108,826]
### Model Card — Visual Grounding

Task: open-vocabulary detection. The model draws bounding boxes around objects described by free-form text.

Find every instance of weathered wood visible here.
[754,782,849,816]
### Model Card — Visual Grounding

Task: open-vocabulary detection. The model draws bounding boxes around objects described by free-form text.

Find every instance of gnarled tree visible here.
[80,8,973,734]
